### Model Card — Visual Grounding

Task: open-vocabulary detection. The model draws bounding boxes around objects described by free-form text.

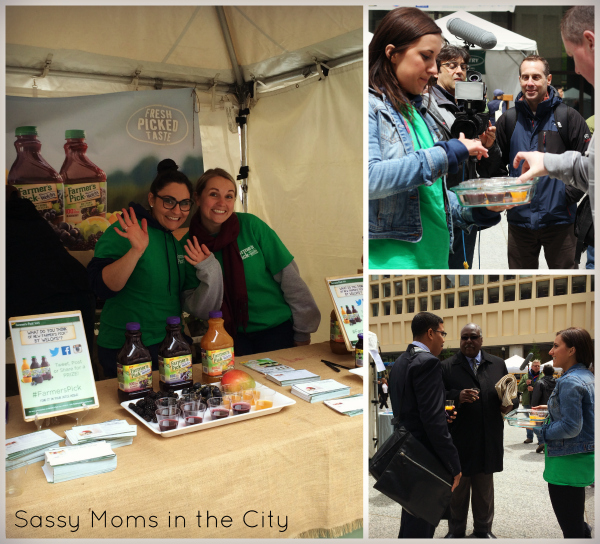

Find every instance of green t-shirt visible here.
[370,106,449,269]
[95,221,199,349]
[544,450,595,487]
[184,213,293,333]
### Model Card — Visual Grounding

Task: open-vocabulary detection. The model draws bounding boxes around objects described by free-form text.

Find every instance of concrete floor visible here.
[471,213,589,270]
[368,421,595,539]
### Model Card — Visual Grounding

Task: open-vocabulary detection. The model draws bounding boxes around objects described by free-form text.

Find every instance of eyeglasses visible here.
[433,330,448,338]
[461,335,481,341]
[155,194,193,211]
[440,62,469,72]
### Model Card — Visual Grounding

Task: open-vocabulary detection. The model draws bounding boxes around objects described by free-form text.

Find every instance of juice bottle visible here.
[346,305,356,325]
[330,309,350,355]
[352,305,362,323]
[20,358,32,383]
[158,316,193,393]
[30,356,43,385]
[341,306,348,324]
[200,311,234,384]
[59,130,108,249]
[8,126,64,225]
[117,322,153,402]
[41,356,52,381]
[354,333,364,368]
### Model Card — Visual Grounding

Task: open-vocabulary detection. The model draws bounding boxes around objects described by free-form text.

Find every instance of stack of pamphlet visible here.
[6,429,63,471]
[65,419,137,449]
[241,358,296,375]
[291,379,351,403]
[42,441,117,483]
[266,369,321,386]
[324,394,364,416]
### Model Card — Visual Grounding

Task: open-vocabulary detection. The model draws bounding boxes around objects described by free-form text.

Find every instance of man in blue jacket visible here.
[388,312,462,538]
[480,55,589,269]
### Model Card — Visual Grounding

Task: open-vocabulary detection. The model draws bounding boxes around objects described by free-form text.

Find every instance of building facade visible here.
[369,274,595,362]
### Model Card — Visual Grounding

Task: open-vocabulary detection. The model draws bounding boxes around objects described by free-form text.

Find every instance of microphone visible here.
[447,18,498,50]
[519,353,534,371]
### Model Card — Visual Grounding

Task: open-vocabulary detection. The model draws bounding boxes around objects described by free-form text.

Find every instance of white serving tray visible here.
[121,385,295,438]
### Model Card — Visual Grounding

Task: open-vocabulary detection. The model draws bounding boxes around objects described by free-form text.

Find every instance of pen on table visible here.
[321,359,353,370]
[323,361,340,373]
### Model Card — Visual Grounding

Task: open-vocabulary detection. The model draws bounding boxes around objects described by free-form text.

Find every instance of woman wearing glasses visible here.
[369,7,504,269]
[89,159,223,377]
[187,168,320,356]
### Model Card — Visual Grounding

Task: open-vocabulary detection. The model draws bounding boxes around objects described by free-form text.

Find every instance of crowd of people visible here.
[386,312,594,539]
[368,6,595,270]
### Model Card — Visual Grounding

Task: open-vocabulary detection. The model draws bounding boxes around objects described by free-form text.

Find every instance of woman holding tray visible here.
[187,168,320,356]
[534,327,594,538]
[368,7,506,269]
[88,159,223,378]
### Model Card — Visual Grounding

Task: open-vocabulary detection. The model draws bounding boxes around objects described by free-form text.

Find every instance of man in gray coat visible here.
[515,6,595,219]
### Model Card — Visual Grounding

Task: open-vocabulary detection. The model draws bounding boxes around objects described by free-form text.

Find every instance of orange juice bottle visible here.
[21,358,32,383]
[200,311,234,384]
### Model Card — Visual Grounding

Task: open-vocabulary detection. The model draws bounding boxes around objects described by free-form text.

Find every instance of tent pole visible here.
[216,6,251,213]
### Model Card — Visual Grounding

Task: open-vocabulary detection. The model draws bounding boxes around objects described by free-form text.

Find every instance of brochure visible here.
[324,394,364,416]
[265,369,321,386]
[291,379,351,403]
[6,429,63,471]
[241,359,297,375]
[64,419,137,449]
[42,441,116,483]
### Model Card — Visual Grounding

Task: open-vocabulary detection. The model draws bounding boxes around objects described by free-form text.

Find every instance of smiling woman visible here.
[186,168,321,357]
[87,159,224,378]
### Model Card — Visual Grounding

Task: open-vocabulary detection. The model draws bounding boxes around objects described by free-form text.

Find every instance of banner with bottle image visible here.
[325,275,363,351]
[6,88,203,252]
[9,311,99,422]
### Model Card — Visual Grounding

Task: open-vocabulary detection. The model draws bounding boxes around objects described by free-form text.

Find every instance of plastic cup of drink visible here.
[252,388,261,404]
[445,400,455,412]
[255,389,276,410]
[184,403,206,426]
[208,397,229,420]
[155,397,178,409]
[242,388,255,405]
[232,400,252,415]
[156,406,180,431]
[179,399,200,415]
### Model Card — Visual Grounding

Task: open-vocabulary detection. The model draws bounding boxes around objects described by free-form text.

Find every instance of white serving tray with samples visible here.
[120,386,295,438]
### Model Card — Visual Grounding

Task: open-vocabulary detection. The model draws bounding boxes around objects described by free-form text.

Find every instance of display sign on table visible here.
[325,275,363,350]
[9,311,99,422]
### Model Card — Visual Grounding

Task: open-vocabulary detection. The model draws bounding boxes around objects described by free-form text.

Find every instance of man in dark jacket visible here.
[389,312,462,538]
[429,44,501,269]
[441,323,515,539]
[479,55,589,269]
[517,359,542,445]
[532,365,556,406]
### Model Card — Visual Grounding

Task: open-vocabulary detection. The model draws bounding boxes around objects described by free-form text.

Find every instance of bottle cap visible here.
[208,311,222,319]
[357,333,363,339]
[65,129,86,139]
[15,126,37,136]
[125,322,141,331]
[166,316,180,325]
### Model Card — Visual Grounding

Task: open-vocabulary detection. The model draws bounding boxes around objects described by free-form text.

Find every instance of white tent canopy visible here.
[505,354,525,373]
[6,6,363,344]
[434,11,537,104]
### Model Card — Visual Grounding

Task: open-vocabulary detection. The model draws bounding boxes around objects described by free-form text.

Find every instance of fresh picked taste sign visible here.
[126,105,189,145]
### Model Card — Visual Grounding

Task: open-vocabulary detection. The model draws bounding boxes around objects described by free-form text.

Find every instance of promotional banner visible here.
[9,311,99,422]
[6,88,203,250]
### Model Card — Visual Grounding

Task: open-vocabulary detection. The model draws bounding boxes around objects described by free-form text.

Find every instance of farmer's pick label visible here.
[118,361,153,393]
[159,354,192,385]
[201,348,234,377]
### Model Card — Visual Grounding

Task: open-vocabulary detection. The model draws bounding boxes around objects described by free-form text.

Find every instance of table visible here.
[5,342,363,539]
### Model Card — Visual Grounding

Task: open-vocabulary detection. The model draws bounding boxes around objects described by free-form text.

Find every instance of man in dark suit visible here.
[441,323,515,539]
[389,312,462,538]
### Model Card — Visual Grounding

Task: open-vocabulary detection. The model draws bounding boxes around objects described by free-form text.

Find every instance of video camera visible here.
[450,70,490,140]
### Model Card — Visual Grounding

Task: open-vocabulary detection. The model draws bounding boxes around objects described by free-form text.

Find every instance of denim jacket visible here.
[368,88,500,244]
[540,363,594,457]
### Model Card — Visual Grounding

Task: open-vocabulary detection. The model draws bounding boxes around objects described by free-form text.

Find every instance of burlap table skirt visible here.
[6,342,363,538]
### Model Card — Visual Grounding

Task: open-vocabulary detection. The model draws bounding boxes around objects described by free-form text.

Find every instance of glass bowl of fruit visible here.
[504,408,549,428]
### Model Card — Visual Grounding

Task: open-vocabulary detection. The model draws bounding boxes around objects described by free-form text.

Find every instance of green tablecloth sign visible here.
[9,311,99,422]
[325,275,363,350]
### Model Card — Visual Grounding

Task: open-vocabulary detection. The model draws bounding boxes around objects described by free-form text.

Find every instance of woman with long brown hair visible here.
[369,7,504,269]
